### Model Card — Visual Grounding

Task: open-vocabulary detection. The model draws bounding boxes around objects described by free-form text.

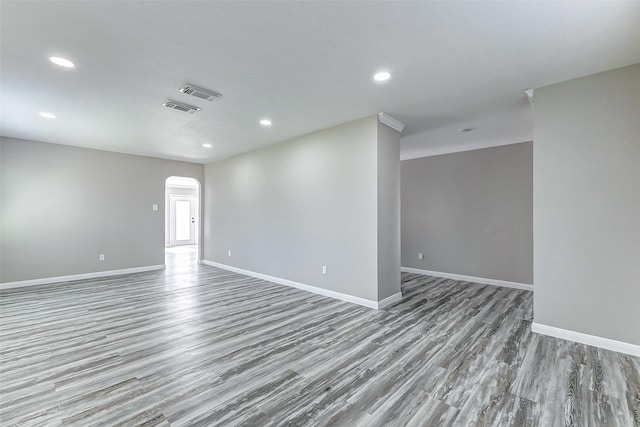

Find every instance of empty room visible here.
[1,1,639,426]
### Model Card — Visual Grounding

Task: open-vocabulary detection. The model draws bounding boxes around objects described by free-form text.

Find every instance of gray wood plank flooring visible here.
[1,249,639,426]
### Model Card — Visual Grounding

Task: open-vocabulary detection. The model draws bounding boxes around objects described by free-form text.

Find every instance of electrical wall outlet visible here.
[99,254,105,261]
[152,204,158,211]
[322,265,327,275]
[418,252,424,260]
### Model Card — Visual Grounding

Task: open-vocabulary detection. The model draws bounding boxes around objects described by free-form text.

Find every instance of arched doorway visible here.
[165,176,200,267]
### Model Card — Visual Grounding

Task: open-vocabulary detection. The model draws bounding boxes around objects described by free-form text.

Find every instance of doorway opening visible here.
[165,176,200,268]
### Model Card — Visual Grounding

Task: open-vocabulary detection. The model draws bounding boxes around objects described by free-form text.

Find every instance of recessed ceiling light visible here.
[49,56,75,68]
[202,143,212,148]
[373,71,391,82]
[39,112,56,119]
[459,127,475,133]
[260,119,272,126]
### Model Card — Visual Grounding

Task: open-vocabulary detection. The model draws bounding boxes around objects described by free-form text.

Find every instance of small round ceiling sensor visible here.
[459,127,475,133]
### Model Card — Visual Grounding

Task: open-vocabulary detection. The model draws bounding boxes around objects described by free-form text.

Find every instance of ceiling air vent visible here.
[180,84,222,101]
[162,100,201,114]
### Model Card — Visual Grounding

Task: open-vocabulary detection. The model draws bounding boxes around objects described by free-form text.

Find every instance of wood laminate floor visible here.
[1,248,639,426]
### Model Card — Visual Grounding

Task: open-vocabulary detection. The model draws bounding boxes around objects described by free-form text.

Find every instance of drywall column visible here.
[377,121,401,300]
[204,115,401,306]
[533,63,640,347]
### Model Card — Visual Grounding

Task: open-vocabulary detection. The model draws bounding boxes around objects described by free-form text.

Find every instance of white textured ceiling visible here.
[1,1,639,163]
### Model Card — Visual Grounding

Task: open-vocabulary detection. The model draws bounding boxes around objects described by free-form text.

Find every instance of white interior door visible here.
[170,195,197,246]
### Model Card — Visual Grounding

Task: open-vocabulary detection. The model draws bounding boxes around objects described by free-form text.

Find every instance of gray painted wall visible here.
[0,137,204,283]
[377,122,401,300]
[204,116,399,302]
[401,142,533,284]
[533,63,640,345]
[0,141,4,283]
[0,142,3,279]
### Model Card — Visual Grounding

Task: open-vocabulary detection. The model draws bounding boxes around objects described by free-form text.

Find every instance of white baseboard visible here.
[377,292,403,309]
[201,260,401,310]
[531,322,640,357]
[400,267,533,291]
[0,265,166,290]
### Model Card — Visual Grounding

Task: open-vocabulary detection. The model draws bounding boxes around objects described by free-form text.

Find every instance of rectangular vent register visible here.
[180,84,222,101]
[162,100,201,114]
